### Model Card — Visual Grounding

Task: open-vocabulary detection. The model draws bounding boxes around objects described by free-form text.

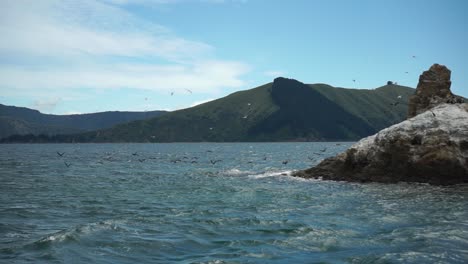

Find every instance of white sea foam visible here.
[223,168,255,176]
[38,220,125,244]
[248,170,292,179]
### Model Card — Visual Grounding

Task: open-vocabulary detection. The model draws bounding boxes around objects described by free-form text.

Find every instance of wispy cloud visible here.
[0,0,250,107]
[264,70,286,78]
[189,98,216,107]
[32,97,63,113]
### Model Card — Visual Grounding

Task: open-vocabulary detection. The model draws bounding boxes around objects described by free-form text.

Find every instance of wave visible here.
[32,220,126,247]
[222,168,256,176]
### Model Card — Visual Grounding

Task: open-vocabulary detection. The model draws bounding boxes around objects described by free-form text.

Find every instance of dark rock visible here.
[294,64,468,185]
[408,64,464,118]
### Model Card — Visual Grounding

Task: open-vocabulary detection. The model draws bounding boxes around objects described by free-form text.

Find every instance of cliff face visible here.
[407,64,464,118]
[294,64,468,185]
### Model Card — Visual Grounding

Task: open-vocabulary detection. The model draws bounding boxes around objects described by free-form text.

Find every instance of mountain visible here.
[18,77,412,143]
[0,104,167,139]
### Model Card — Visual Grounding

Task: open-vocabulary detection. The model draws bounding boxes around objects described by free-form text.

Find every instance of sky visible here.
[0,0,467,114]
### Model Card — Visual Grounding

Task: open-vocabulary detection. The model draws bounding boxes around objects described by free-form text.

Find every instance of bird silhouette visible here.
[282,160,289,165]
[138,159,146,163]
[390,102,399,107]
[57,151,65,157]
[210,159,222,164]
[64,162,71,167]
[320,148,327,152]
[185,89,192,94]
[132,152,138,156]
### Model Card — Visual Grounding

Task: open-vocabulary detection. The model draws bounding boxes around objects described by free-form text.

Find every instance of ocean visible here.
[1,143,467,263]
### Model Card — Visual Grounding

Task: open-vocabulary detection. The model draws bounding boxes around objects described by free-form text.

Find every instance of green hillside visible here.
[1,78,415,143]
[0,104,167,139]
[311,84,414,131]
[66,78,414,143]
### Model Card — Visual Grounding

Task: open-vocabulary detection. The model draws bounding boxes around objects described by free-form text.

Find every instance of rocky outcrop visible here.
[408,64,464,118]
[293,104,468,185]
[294,64,468,185]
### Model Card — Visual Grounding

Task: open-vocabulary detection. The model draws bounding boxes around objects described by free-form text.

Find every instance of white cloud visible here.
[32,97,63,113]
[264,70,286,78]
[189,98,216,107]
[0,0,250,99]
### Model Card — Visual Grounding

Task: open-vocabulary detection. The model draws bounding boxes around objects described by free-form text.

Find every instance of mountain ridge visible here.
[0,78,415,143]
[0,104,167,139]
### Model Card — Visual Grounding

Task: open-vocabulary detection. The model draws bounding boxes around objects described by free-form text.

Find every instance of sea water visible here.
[0,143,467,263]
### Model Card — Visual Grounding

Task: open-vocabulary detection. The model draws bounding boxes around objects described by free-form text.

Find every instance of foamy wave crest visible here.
[248,170,293,179]
[36,220,126,244]
[222,168,256,176]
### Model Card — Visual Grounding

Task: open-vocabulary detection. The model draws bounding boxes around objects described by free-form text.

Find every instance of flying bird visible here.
[185,89,192,94]
[210,159,222,164]
[64,162,71,167]
[132,152,138,156]
[397,95,402,99]
[282,160,289,165]
[57,151,65,157]
[138,159,146,163]
[390,102,399,107]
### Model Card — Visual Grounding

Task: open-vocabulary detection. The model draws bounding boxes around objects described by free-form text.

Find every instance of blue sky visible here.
[0,0,467,114]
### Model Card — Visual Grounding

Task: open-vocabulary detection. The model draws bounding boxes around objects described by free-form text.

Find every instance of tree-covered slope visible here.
[66,78,414,142]
[311,84,414,131]
[0,104,167,139]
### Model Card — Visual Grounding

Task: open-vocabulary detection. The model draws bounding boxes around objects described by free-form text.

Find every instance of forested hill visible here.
[2,77,414,143]
[0,104,166,139]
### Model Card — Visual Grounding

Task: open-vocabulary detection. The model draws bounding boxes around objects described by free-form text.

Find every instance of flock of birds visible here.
[55,145,344,168]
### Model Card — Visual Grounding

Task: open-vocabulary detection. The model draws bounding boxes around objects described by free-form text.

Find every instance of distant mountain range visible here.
[1,77,415,143]
[0,104,167,139]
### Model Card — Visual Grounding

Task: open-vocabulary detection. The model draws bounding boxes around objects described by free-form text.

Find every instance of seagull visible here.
[412,55,416,59]
[242,115,248,119]
[320,148,327,152]
[171,159,182,163]
[390,102,399,106]
[210,159,222,164]
[308,156,315,161]
[138,159,146,163]
[397,95,402,99]
[57,151,65,157]
[405,71,409,74]
[282,160,289,165]
[352,79,356,83]
[132,152,138,156]
[64,162,71,167]
[185,89,192,94]
[209,127,214,130]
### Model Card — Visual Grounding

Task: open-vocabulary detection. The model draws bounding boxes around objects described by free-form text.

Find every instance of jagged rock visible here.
[408,64,464,118]
[294,103,468,185]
